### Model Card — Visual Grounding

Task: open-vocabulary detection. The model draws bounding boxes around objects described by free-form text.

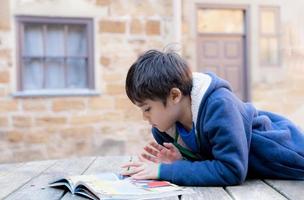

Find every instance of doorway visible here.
[196,5,249,100]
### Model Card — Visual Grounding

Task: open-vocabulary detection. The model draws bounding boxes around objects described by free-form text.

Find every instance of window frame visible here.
[15,16,96,96]
[259,6,281,67]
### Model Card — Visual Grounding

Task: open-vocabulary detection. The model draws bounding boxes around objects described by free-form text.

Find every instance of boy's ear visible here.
[169,88,182,104]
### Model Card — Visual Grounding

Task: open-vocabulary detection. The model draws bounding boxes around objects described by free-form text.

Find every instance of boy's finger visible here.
[122,168,140,176]
[131,171,148,179]
[163,142,175,150]
[160,148,171,157]
[150,141,166,152]
[141,153,158,163]
[139,154,154,163]
[138,154,145,162]
[159,147,170,154]
[121,161,142,168]
[144,145,159,156]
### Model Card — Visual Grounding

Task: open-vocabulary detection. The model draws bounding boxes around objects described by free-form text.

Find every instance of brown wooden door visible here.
[197,35,245,100]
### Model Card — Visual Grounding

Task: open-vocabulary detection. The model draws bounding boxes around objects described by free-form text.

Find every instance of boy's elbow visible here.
[222,164,247,186]
[233,168,247,185]
[231,172,246,185]
[222,171,246,186]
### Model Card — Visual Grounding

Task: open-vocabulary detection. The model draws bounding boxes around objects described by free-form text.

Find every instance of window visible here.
[16,16,94,95]
[259,7,280,66]
[197,8,244,34]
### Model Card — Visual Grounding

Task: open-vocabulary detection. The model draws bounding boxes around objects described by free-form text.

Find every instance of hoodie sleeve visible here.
[159,97,249,186]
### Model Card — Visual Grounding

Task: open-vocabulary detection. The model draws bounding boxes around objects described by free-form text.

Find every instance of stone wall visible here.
[0,0,176,163]
[252,53,304,127]
[251,2,304,126]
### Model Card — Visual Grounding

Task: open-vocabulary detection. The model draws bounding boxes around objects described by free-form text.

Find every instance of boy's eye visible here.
[144,107,151,112]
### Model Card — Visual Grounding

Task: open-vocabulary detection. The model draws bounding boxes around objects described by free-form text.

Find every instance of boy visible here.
[122,49,304,186]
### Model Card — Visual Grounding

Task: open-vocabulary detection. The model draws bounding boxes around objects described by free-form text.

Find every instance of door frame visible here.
[195,3,251,101]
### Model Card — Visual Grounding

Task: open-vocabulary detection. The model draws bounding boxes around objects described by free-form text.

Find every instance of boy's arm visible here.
[159,97,250,186]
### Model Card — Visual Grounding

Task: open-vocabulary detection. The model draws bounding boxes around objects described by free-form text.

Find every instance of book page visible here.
[77,177,190,199]
[51,172,194,199]
[78,179,154,199]
[92,172,123,181]
[49,177,75,193]
[49,172,120,193]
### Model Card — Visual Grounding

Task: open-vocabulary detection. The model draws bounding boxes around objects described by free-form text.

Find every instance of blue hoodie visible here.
[152,72,304,186]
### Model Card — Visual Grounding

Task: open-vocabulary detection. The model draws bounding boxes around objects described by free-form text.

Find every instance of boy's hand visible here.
[121,160,159,180]
[141,141,182,164]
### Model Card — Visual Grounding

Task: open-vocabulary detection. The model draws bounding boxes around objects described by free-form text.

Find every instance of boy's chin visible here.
[154,126,169,133]
[153,125,162,132]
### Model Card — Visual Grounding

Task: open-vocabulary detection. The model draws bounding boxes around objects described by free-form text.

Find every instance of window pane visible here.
[24,24,43,56]
[67,25,87,56]
[23,58,43,90]
[261,9,277,34]
[19,17,93,92]
[260,37,279,65]
[45,58,65,88]
[46,25,64,57]
[67,58,87,88]
[197,9,244,33]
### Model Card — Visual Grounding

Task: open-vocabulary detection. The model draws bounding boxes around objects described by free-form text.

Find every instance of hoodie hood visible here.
[191,72,232,127]
[163,72,232,143]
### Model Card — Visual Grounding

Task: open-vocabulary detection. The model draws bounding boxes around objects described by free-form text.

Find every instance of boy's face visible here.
[136,99,178,132]
[136,91,181,132]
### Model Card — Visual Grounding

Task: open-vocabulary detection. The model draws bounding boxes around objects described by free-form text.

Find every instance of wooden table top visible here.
[0,156,303,200]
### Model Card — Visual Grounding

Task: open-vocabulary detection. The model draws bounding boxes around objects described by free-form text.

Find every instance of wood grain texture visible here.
[0,162,25,177]
[265,179,304,200]
[0,160,56,199]
[5,157,96,200]
[0,157,302,200]
[182,187,232,200]
[226,179,287,200]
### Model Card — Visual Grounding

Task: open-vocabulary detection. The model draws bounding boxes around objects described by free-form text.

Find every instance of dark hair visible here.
[125,49,192,105]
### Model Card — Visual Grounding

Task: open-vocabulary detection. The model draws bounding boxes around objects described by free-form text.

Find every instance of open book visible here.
[49,172,192,200]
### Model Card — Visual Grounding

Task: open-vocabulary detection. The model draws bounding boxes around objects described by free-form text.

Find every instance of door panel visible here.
[197,35,245,100]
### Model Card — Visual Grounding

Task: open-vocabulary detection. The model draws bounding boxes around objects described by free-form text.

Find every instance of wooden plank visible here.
[226,179,288,200]
[61,156,178,200]
[0,159,56,199]
[82,156,130,174]
[61,194,85,200]
[264,179,304,200]
[0,162,25,177]
[5,157,96,200]
[182,187,232,200]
